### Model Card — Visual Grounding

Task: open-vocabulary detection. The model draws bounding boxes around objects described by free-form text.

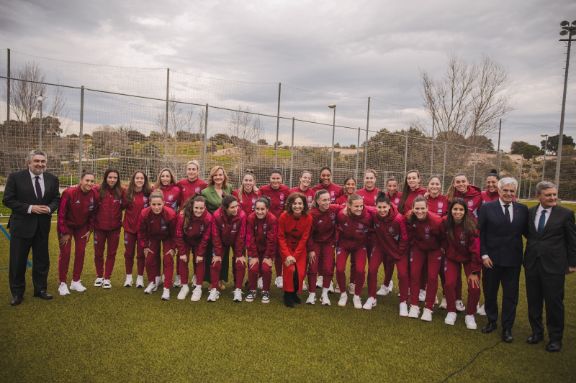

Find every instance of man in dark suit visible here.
[524,181,576,352]
[478,177,528,343]
[3,150,60,306]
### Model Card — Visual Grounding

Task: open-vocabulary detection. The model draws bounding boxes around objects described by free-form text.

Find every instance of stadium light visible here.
[328,105,336,170]
[555,20,576,192]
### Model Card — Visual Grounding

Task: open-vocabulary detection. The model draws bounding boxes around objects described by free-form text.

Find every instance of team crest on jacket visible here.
[467,200,473,207]
[438,202,443,208]
[160,218,167,231]
[389,227,395,234]
[168,195,174,201]
[232,223,238,233]
[89,198,95,211]
[424,225,430,239]
[195,187,201,193]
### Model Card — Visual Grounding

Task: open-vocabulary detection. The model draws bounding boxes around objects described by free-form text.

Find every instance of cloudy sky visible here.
[0,0,575,150]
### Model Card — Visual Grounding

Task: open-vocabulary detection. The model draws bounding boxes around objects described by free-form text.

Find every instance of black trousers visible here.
[483,264,520,330]
[525,260,565,342]
[9,232,50,297]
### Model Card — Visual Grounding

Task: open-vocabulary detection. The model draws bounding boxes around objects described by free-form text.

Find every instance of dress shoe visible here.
[293,293,302,304]
[545,341,562,352]
[33,291,53,300]
[10,295,23,306]
[526,334,543,344]
[481,321,497,334]
[502,329,513,343]
[283,292,294,308]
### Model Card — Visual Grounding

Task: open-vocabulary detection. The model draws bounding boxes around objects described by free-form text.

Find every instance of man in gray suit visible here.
[524,181,576,352]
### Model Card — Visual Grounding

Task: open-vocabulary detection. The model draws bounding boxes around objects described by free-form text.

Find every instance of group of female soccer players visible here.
[57,159,502,329]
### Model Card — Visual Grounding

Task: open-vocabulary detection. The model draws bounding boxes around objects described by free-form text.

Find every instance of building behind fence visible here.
[1,48,574,200]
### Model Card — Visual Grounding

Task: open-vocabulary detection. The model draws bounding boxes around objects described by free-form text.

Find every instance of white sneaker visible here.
[348,283,355,295]
[261,291,270,303]
[321,292,331,306]
[174,275,181,288]
[191,285,202,302]
[353,295,362,309]
[334,285,341,294]
[155,276,162,287]
[408,305,420,318]
[387,280,394,293]
[245,290,256,302]
[58,282,70,296]
[191,274,197,286]
[328,281,335,293]
[338,292,348,307]
[70,280,87,292]
[257,277,263,290]
[363,296,376,310]
[455,300,466,312]
[207,288,220,302]
[136,275,145,288]
[233,288,243,302]
[418,289,426,302]
[477,304,486,316]
[144,282,156,294]
[465,315,477,330]
[376,284,388,296]
[94,277,104,287]
[316,276,324,288]
[102,279,112,289]
[444,312,457,325]
[177,284,189,300]
[275,276,283,289]
[399,302,409,317]
[440,297,447,309]
[161,288,170,301]
[421,308,433,322]
[124,275,133,287]
[306,292,316,305]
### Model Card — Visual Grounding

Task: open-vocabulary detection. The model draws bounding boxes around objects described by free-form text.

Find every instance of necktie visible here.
[34,176,43,199]
[537,209,547,233]
[504,204,511,223]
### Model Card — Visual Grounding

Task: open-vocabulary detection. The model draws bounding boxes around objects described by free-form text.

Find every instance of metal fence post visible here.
[472,147,478,185]
[202,103,208,179]
[164,68,170,164]
[289,117,295,188]
[355,127,361,180]
[518,157,524,199]
[79,86,84,180]
[442,141,448,193]
[6,48,10,122]
[364,96,370,171]
[403,132,409,178]
[275,82,281,168]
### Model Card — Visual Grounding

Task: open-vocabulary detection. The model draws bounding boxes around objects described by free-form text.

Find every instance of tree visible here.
[228,107,262,144]
[422,56,510,139]
[155,96,194,137]
[466,135,494,150]
[126,129,147,142]
[540,134,575,155]
[511,141,541,159]
[257,139,268,145]
[11,62,64,123]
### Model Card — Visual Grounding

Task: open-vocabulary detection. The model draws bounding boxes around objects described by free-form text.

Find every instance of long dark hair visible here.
[126,170,151,204]
[183,195,206,228]
[399,169,420,212]
[445,198,476,240]
[99,168,122,200]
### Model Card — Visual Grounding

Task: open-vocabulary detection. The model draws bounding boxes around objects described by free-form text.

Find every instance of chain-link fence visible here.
[1,48,574,200]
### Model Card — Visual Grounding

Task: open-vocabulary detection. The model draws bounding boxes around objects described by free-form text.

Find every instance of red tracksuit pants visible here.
[336,246,367,296]
[410,247,442,309]
[368,246,409,302]
[211,246,245,289]
[123,232,145,276]
[439,258,463,300]
[94,228,121,279]
[58,225,90,283]
[248,255,272,291]
[180,243,206,286]
[145,239,171,283]
[308,243,335,290]
[444,259,480,315]
[274,247,283,279]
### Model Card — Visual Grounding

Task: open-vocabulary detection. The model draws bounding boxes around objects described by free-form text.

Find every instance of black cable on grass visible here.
[439,340,502,383]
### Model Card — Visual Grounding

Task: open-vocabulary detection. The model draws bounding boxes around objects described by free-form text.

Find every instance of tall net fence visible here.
[1,48,575,200]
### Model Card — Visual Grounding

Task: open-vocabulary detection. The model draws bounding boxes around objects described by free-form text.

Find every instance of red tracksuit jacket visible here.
[138,206,177,249]
[336,209,373,250]
[427,194,449,217]
[481,190,499,203]
[400,187,427,214]
[57,185,97,234]
[211,208,246,258]
[370,204,409,260]
[386,191,403,208]
[454,185,483,217]
[442,216,482,272]
[357,187,379,207]
[313,183,342,204]
[156,184,181,212]
[232,189,260,216]
[94,186,124,231]
[289,186,315,207]
[123,191,149,234]
[175,210,212,257]
[259,184,290,218]
[177,178,208,206]
[308,205,340,248]
[406,212,444,251]
[246,212,278,259]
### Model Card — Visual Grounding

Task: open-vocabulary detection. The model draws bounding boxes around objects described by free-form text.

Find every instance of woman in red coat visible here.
[335,194,373,309]
[122,170,151,288]
[398,169,427,214]
[175,195,213,301]
[442,198,481,330]
[278,192,313,308]
[139,190,177,298]
[208,195,247,303]
[232,169,260,216]
[93,168,125,289]
[406,196,444,322]
[245,197,278,304]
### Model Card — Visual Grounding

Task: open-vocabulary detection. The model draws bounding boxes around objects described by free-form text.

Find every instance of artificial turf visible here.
[0,218,574,383]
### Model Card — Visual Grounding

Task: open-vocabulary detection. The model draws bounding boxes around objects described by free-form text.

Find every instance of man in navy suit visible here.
[478,177,528,342]
[524,181,576,352]
[3,150,60,306]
